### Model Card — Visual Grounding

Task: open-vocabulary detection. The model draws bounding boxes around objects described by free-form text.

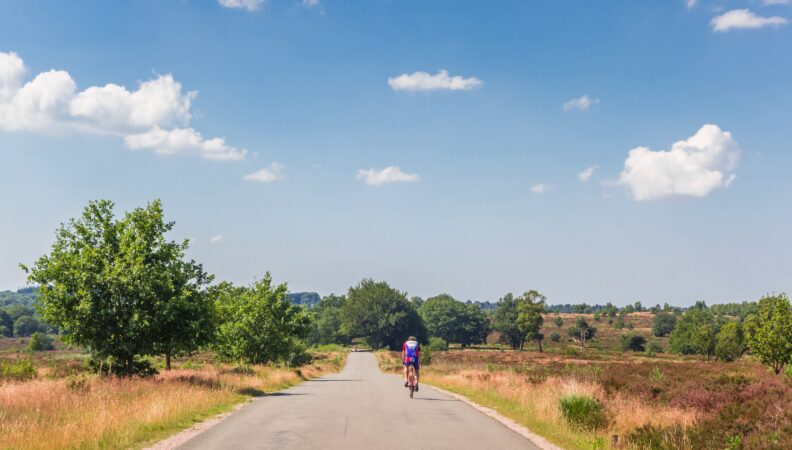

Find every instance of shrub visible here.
[554,316,563,328]
[0,358,37,381]
[428,337,448,351]
[620,333,647,352]
[647,342,664,353]
[550,332,561,342]
[29,332,55,351]
[564,347,580,357]
[626,322,634,331]
[558,394,606,429]
[422,346,432,365]
[614,317,625,329]
[652,313,677,337]
[715,322,745,362]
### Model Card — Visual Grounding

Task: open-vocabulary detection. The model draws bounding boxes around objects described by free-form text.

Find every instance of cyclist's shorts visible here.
[403,359,420,368]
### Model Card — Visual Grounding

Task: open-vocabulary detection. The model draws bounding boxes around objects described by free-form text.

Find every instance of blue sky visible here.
[1,0,790,305]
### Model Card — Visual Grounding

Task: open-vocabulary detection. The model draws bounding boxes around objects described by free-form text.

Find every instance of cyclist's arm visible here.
[401,343,405,362]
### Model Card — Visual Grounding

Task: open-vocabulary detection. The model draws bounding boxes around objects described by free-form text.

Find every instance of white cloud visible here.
[618,124,741,201]
[218,0,264,11]
[711,9,789,32]
[388,70,482,92]
[578,165,599,183]
[302,0,320,7]
[357,166,419,186]
[0,52,245,162]
[530,183,546,194]
[210,235,224,244]
[243,162,286,182]
[125,127,247,161]
[685,0,697,9]
[563,95,599,112]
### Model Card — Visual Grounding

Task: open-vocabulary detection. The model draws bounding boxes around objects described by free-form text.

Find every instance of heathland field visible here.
[378,312,792,450]
[0,339,346,450]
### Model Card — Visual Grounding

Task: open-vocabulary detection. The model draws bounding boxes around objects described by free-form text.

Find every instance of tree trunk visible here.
[166,353,172,371]
[537,339,543,353]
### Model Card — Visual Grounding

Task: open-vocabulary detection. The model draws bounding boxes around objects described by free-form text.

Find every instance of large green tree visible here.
[668,302,719,355]
[744,294,792,375]
[419,295,489,348]
[493,293,525,350]
[214,275,311,365]
[24,199,212,375]
[714,321,745,362]
[342,279,426,350]
[308,294,351,346]
[516,290,546,352]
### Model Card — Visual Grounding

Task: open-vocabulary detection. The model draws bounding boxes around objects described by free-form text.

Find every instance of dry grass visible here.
[0,353,345,450]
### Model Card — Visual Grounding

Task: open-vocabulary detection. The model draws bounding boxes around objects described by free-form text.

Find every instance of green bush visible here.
[0,358,37,381]
[550,332,561,342]
[29,332,55,351]
[620,333,647,352]
[422,346,433,365]
[558,394,606,429]
[428,337,448,351]
[310,343,346,353]
[647,342,664,353]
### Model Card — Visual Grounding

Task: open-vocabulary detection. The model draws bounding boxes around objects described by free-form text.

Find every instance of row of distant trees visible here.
[10,198,792,377]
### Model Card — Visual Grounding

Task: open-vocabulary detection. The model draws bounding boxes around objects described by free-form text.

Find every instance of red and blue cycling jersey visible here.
[403,340,421,366]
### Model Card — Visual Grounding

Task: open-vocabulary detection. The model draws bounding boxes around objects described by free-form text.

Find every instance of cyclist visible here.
[402,336,420,391]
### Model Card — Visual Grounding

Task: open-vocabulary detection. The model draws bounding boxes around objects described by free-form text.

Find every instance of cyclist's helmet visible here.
[408,336,416,341]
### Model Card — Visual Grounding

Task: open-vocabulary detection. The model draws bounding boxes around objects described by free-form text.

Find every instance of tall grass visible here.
[0,354,344,450]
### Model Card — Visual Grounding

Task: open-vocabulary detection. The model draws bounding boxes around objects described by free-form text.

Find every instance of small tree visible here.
[0,310,13,337]
[516,290,546,352]
[214,274,311,365]
[568,318,596,348]
[554,316,564,328]
[652,313,677,337]
[715,321,745,362]
[620,333,646,352]
[744,294,792,375]
[493,293,526,350]
[690,324,718,360]
[550,332,561,342]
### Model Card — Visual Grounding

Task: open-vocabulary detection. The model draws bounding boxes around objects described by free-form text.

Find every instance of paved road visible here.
[178,352,539,450]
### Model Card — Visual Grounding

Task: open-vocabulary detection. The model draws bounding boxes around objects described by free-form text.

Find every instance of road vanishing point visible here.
[177,352,541,450]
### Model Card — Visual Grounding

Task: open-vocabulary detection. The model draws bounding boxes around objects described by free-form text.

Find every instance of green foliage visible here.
[516,290,546,352]
[620,333,647,352]
[744,294,792,375]
[649,367,664,381]
[25,200,212,375]
[669,303,720,356]
[420,294,488,347]
[0,309,12,336]
[214,274,310,365]
[647,342,664,353]
[0,288,38,308]
[4,303,35,321]
[550,332,561,342]
[0,358,37,381]
[308,294,350,346]
[652,313,677,337]
[558,394,606,430]
[493,293,523,350]
[613,316,625,329]
[568,317,596,347]
[714,322,745,362]
[341,279,426,350]
[553,316,563,328]
[29,332,55,351]
[626,322,634,331]
[13,315,39,337]
[427,336,448,351]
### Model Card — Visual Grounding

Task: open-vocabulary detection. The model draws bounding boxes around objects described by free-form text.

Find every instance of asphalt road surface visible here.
[177,352,540,450]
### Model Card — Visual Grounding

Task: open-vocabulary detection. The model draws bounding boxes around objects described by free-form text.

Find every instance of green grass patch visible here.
[559,394,607,430]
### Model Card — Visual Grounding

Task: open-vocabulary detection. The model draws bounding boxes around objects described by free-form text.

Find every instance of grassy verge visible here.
[0,351,347,450]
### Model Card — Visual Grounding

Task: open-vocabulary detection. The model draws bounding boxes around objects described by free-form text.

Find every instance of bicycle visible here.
[406,365,417,399]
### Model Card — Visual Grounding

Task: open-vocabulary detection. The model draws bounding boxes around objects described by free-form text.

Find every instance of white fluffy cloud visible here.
[357,166,419,186]
[218,0,264,11]
[243,162,286,182]
[578,165,599,183]
[711,9,789,32]
[563,95,599,112]
[210,235,224,244]
[388,70,482,92]
[618,124,741,201]
[530,183,546,194]
[0,52,245,161]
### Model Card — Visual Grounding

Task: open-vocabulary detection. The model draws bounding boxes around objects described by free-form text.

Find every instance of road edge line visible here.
[428,385,564,450]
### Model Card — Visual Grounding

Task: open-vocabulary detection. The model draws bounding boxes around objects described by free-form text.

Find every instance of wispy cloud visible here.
[0,51,246,161]
[618,124,741,201]
[357,166,419,186]
[685,0,697,9]
[302,0,320,7]
[218,0,264,12]
[711,9,789,32]
[531,183,546,194]
[388,70,482,92]
[578,165,599,183]
[563,95,599,112]
[210,235,224,244]
[243,162,285,183]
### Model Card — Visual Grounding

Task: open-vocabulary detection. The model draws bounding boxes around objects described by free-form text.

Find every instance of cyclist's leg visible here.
[403,363,409,386]
[414,363,419,390]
